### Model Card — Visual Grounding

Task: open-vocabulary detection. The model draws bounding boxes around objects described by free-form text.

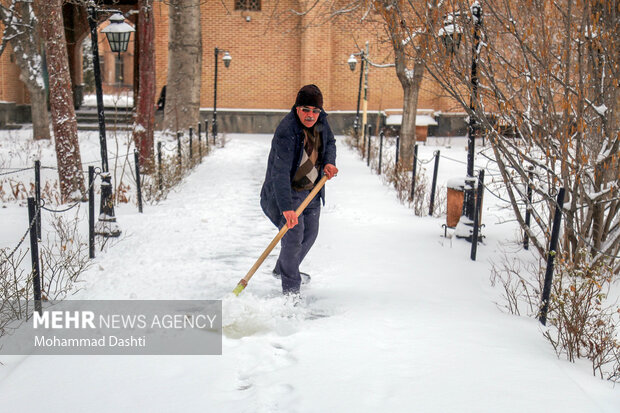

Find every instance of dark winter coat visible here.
[260,106,337,227]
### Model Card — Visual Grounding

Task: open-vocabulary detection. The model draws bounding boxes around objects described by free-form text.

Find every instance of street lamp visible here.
[348,45,367,140]
[438,13,463,55]
[213,47,231,142]
[101,13,135,58]
[87,4,134,237]
[440,3,483,240]
[348,42,395,142]
[464,3,483,229]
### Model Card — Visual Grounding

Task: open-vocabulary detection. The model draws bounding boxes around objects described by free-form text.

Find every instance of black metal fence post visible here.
[205,119,209,148]
[34,160,41,239]
[378,132,384,174]
[362,122,368,154]
[205,120,210,150]
[27,197,42,315]
[213,118,217,146]
[524,167,533,250]
[189,127,194,164]
[88,166,95,259]
[409,144,418,203]
[157,141,163,191]
[134,150,143,213]
[177,132,182,168]
[198,122,203,161]
[395,136,400,167]
[429,150,440,216]
[470,169,485,260]
[539,187,566,326]
[367,133,371,167]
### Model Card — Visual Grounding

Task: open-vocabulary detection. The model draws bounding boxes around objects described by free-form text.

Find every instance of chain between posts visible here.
[40,171,100,214]
[3,203,40,263]
[0,166,33,176]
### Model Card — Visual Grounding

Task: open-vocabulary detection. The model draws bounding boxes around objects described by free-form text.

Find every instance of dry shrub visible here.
[114,182,132,204]
[39,212,92,301]
[0,212,91,339]
[543,252,619,380]
[490,250,542,316]
[345,132,449,217]
[141,134,214,204]
[0,248,32,336]
[491,249,620,381]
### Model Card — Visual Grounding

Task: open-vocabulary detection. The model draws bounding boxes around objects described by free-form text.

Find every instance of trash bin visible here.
[447,178,465,228]
[446,177,482,228]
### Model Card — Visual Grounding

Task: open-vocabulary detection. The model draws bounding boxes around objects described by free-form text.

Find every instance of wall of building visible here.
[150,1,461,114]
[0,0,466,127]
[157,1,302,111]
[0,42,28,105]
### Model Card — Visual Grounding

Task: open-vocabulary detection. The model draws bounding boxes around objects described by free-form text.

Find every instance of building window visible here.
[235,0,260,11]
[115,55,124,84]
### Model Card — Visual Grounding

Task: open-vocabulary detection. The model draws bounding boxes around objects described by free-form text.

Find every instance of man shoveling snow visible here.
[260,84,338,296]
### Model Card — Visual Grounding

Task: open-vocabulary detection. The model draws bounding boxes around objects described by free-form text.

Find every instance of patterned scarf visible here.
[292,128,322,191]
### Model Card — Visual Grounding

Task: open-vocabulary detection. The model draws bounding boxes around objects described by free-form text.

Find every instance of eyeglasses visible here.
[301,107,321,114]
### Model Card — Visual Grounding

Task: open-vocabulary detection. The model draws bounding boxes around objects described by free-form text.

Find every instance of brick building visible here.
[0,1,466,135]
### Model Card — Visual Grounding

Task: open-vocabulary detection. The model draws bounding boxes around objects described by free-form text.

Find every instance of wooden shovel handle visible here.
[233,176,328,295]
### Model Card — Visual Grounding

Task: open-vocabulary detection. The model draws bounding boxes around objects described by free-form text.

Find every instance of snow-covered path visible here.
[0,134,618,412]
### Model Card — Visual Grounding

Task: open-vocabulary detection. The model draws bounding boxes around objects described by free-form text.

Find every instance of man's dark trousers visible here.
[275,189,321,294]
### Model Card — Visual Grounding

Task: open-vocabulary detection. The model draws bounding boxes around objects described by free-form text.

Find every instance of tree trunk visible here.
[399,61,424,167]
[133,0,156,170]
[27,86,50,141]
[374,1,425,169]
[37,0,84,201]
[0,1,51,140]
[163,0,202,132]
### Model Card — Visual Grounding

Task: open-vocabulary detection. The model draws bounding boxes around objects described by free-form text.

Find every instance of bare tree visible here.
[422,0,619,271]
[273,0,439,167]
[36,0,85,201]
[371,0,435,166]
[163,0,202,132]
[0,0,50,140]
[133,0,155,169]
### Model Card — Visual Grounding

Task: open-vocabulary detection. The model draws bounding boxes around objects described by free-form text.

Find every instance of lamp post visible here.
[348,42,394,142]
[440,3,483,239]
[438,12,463,55]
[212,47,231,142]
[348,49,365,140]
[87,4,134,237]
[464,3,483,225]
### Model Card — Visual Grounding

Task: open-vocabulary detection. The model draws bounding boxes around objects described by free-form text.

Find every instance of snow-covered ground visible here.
[0,131,619,412]
[82,93,134,108]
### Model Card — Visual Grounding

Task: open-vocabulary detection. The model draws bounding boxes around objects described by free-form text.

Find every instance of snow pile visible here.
[222,293,304,339]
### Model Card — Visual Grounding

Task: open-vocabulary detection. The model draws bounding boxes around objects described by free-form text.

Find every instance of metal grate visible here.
[235,0,260,11]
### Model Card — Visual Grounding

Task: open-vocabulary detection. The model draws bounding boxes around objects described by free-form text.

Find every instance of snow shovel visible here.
[233,175,329,296]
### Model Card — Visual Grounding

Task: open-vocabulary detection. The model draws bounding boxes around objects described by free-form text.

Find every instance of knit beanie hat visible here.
[295,84,323,109]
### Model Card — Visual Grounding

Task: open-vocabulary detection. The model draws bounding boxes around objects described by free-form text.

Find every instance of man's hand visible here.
[324,164,338,180]
[283,210,298,229]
